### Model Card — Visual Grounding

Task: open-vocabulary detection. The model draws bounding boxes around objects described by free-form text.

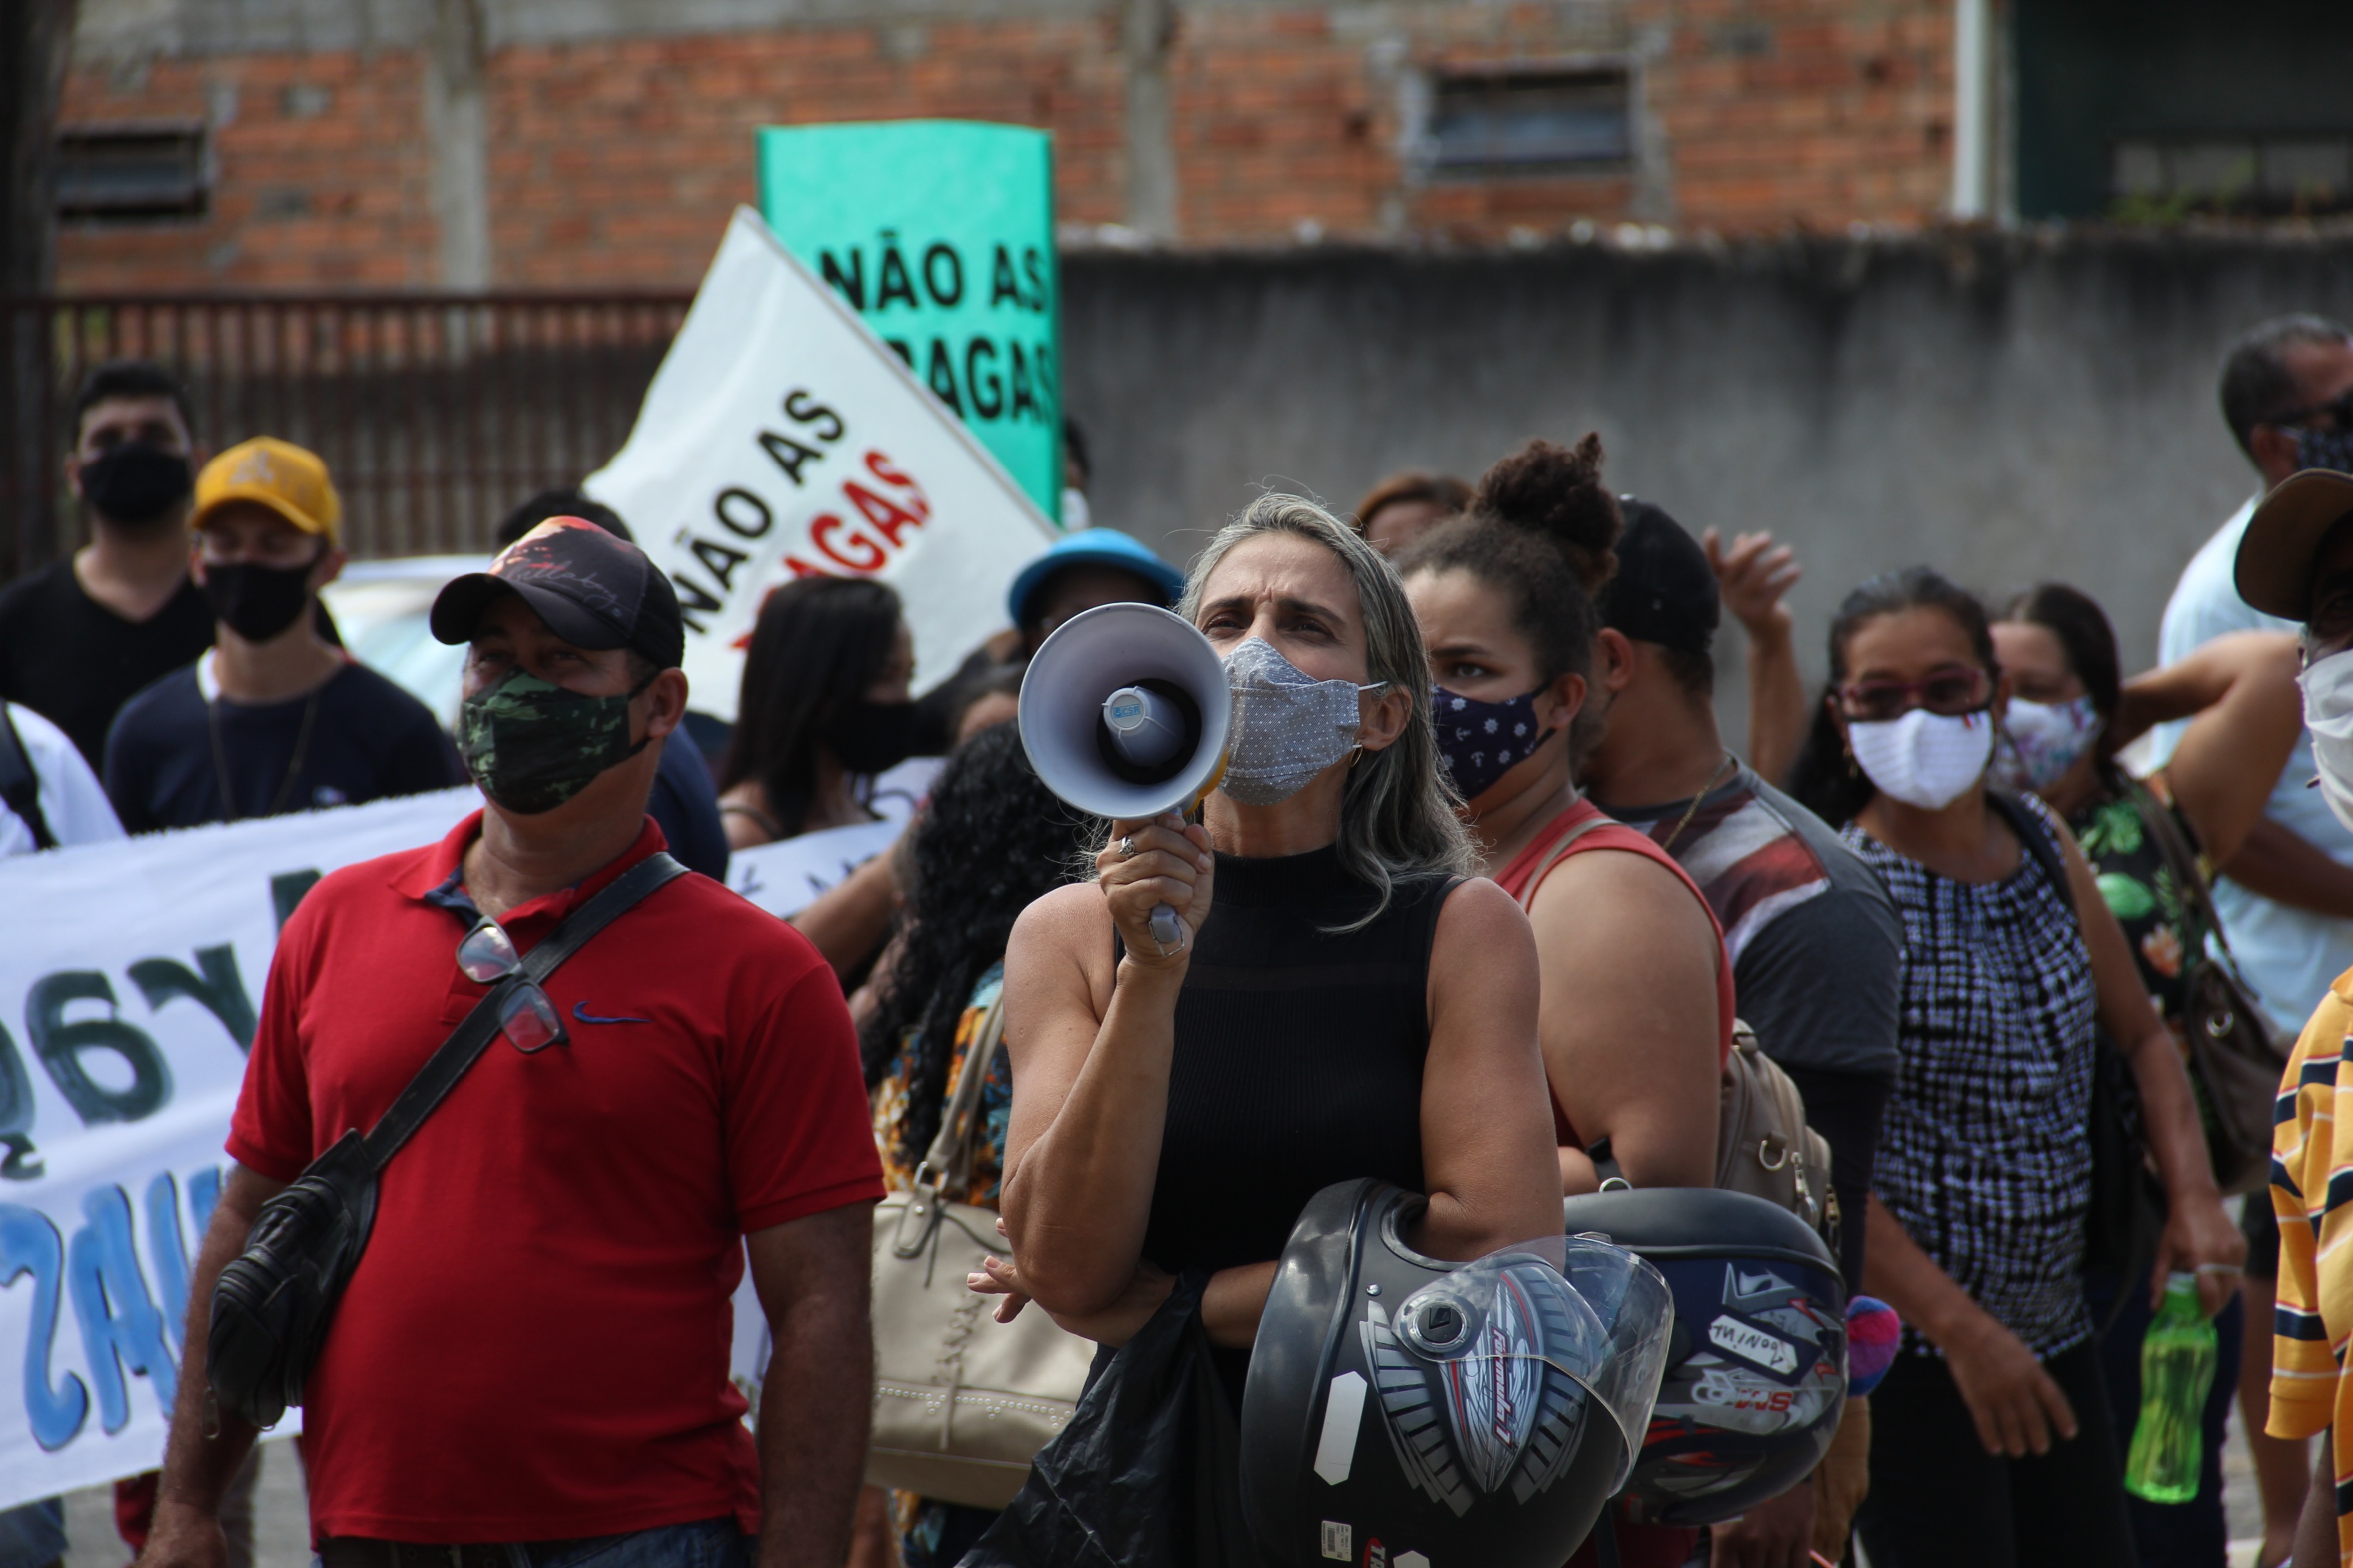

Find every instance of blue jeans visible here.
[0,1501,64,1568]
[317,1519,753,1568]
[533,1519,752,1568]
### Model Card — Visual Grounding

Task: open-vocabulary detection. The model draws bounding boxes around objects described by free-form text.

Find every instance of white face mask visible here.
[1991,695,2104,792]
[2300,649,2353,834]
[1849,707,1994,810]
[1220,637,1385,806]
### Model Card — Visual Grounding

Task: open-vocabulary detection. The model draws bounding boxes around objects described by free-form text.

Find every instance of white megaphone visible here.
[1018,601,1234,951]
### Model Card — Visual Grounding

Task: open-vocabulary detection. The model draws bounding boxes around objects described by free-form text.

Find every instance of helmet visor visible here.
[1386,1234,1674,1493]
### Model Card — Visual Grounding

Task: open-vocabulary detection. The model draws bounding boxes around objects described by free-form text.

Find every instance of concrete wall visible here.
[1062,230,2353,732]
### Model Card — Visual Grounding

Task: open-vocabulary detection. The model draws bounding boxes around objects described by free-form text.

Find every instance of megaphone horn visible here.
[1018,602,1234,951]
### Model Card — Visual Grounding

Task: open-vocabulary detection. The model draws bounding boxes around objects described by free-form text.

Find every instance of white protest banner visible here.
[586,207,1057,723]
[0,789,475,1508]
[0,775,922,1507]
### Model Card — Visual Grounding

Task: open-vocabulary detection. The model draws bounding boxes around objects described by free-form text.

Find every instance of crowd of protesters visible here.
[3,309,2353,1568]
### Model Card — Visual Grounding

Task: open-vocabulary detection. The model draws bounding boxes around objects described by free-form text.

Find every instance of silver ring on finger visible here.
[1118,835,1138,860]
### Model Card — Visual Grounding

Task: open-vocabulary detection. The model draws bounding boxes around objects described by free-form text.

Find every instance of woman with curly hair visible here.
[1398,436,1731,1568]
[856,721,1099,1568]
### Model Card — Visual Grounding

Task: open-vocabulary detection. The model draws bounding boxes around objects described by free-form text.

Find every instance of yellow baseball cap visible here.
[192,437,342,546]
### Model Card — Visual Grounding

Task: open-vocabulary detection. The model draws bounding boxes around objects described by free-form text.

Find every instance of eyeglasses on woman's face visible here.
[1836,666,1993,723]
[456,918,569,1054]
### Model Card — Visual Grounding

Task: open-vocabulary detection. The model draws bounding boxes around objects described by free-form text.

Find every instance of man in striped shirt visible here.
[2250,468,2353,1567]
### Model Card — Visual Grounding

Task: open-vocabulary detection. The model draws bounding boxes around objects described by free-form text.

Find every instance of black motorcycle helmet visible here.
[1241,1179,1673,1568]
[1559,1188,1849,1525]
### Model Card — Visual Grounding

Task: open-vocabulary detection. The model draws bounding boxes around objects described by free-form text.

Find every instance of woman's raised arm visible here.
[2113,630,2302,868]
[997,813,1215,1316]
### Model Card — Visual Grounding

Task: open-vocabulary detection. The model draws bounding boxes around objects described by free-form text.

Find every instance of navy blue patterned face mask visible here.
[1431,684,1552,800]
[2295,425,2353,476]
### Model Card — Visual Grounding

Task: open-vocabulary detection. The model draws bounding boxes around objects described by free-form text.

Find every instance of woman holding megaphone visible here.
[972,496,1562,1494]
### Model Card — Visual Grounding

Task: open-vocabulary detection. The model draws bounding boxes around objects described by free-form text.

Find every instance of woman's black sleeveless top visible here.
[1141,846,1457,1282]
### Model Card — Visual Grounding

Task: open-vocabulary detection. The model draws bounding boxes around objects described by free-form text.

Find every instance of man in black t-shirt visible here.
[104,437,461,832]
[0,361,217,768]
[1579,500,1901,1566]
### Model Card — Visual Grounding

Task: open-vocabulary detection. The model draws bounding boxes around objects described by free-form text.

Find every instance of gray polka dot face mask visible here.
[1218,636,1386,806]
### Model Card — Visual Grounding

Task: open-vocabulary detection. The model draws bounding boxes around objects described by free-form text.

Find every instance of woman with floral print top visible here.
[1991,583,2301,1568]
[1989,588,2297,1072]
[851,722,1096,1568]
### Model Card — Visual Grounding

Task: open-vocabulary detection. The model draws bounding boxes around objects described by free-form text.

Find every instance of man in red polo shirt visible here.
[146,519,882,1568]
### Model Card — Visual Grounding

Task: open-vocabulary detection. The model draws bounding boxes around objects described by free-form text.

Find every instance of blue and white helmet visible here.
[1560,1188,1849,1525]
[1242,1180,1674,1568]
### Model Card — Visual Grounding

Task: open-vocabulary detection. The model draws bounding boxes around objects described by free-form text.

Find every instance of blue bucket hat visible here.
[1006,527,1186,628]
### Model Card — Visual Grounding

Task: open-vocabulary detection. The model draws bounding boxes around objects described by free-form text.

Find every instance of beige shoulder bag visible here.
[867,993,1098,1509]
[1515,810,1837,1246]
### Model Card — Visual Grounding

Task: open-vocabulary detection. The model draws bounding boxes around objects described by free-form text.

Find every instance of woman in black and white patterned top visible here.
[1787,567,2242,1568]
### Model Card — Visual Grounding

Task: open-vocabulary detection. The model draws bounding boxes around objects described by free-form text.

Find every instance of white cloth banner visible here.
[587,206,1057,722]
[0,775,927,1510]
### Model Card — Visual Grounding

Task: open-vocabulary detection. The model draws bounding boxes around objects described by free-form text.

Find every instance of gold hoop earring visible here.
[1347,745,1364,768]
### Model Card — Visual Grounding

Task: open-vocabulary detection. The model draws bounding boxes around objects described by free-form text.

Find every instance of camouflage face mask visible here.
[458,667,651,815]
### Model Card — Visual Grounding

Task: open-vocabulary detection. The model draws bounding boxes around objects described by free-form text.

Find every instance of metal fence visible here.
[0,292,693,580]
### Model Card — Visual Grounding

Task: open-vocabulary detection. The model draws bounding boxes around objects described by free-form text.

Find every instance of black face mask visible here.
[202,560,315,643]
[823,699,918,776]
[79,442,194,526]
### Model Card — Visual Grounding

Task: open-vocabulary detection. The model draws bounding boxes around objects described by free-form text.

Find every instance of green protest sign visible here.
[758,120,1062,522]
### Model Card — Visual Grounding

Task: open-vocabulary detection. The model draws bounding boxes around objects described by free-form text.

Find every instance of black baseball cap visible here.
[431,516,687,669]
[1601,498,1719,654]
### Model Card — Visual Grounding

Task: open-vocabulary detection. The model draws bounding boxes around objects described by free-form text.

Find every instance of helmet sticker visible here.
[1315,1371,1371,1485]
[1706,1315,1801,1379]
[1321,1521,1353,1561]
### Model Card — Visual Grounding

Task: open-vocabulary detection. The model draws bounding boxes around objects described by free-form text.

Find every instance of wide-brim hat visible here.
[2235,468,2353,621]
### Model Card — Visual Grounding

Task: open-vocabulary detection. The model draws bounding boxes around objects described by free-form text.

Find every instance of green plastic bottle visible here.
[2124,1273,2216,1503]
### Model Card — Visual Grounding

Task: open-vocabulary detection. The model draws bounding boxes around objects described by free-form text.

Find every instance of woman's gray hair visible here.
[1178,493,1477,926]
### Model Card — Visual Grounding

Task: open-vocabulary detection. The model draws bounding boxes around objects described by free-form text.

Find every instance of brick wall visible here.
[58,50,441,289]
[54,1,1958,293]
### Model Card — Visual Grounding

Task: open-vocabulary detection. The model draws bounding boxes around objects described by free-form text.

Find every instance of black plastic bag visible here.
[960,1271,1273,1568]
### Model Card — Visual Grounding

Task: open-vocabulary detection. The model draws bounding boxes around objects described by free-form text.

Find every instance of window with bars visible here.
[1426,66,1634,175]
[57,123,209,221]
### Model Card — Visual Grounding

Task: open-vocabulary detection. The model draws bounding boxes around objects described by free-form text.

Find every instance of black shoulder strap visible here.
[1984,788,2073,921]
[357,852,686,1172]
[0,708,57,852]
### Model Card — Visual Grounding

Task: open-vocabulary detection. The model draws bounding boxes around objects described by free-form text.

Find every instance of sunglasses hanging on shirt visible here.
[456,919,570,1054]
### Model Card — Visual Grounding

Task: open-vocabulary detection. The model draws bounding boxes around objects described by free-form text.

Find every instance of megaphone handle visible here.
[1148,903,1184,953]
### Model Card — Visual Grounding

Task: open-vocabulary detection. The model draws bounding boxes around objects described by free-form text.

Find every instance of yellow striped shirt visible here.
[2269,965,2353,1566]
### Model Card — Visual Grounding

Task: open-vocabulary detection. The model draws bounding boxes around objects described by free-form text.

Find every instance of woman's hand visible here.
[2155,1191,2249,1318]
[1704,527,1802,640]
[1943,1313,2077,1457]
[970,1245,1175,1347]
[1097,812,1215,968]
[1709,1481,1816,1568]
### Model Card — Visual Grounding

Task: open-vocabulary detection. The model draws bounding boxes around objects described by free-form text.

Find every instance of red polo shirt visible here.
[228,812,882,1543]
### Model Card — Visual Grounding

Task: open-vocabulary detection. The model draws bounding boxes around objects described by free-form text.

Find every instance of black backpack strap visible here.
[0,708,57,852]
[356,851,686,1171]
[1985,787,2073,919]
